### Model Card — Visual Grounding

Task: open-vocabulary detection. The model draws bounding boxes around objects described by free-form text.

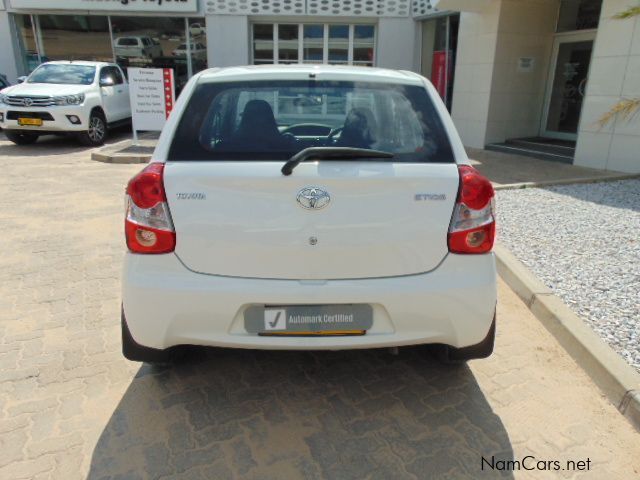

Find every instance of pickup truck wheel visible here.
[5,131,39,145]
[78,112,107,146]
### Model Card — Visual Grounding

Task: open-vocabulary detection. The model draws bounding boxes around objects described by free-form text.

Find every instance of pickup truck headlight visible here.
[54,94,85,106]
[0,94,7,105]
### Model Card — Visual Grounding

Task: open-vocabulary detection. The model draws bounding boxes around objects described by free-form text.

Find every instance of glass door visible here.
[541,31,595,140]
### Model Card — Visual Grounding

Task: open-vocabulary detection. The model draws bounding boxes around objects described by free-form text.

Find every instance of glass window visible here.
[303,24,324,64]
[28,63,96,85]
[420,14,459,112]
[168,80,454,164]
[557,0,602,32]
[278,24,299,64]
[188,18,208,75]
[252,23,376,66]
[353,25,374,66]
[253,24,274,64]
[328,25,349,64]
[13,14,206,92]
[12,14,40,74]
[111,17,189,95]
[100,66,124,85]
[38,15,112,62]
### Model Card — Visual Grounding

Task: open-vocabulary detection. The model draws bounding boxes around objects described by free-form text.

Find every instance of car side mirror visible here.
[100,77,115,87]
[17,76,27,84]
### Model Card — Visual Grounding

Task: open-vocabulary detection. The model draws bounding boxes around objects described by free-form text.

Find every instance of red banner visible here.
[163,68,175,119]
[431,50,450,100]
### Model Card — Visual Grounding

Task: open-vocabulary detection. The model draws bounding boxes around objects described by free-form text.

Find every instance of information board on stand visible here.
[127,68,175,144]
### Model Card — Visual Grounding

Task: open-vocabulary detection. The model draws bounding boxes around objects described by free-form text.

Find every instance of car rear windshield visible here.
[168,80,455,163]
[28,64,96,85]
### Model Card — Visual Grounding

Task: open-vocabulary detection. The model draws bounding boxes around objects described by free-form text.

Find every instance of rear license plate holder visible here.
[244,304,373,335]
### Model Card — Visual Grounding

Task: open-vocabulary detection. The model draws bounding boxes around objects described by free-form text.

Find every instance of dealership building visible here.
[0,0,638,172]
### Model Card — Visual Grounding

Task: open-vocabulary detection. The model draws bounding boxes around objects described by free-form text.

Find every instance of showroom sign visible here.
[128,68,175,138]
[9,0,198,13]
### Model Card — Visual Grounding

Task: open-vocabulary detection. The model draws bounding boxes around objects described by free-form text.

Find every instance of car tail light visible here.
[125,163,176,254]
[448,165,495,254]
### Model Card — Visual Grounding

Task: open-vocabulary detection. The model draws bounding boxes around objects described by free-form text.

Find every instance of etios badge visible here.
[297,187,330,210]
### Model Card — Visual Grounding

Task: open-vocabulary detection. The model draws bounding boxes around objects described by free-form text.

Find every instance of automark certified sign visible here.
[9,0,198,13]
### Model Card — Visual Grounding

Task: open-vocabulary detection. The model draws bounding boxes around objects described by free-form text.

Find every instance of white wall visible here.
[451,0,558,148]
[0,10,20,83]
[574,0,640,173]
[376,17,419,71]
[206,15,249,68]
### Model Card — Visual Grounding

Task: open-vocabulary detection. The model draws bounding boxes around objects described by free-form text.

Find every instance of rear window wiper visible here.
[281,147,394,176]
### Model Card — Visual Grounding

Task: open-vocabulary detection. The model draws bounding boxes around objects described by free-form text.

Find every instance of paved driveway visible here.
[1,135,639,479]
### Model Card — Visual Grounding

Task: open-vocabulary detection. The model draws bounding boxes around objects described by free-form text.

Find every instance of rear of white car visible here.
[121,66,496,363]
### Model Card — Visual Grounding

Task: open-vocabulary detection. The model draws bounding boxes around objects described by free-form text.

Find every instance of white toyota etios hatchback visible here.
[121,65,497,364]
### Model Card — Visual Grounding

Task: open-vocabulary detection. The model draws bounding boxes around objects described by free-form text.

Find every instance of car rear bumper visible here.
[122,252,497,351]
[0,105,89,132]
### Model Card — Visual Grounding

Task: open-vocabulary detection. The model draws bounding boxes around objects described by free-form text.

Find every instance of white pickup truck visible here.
[0,61,131,146]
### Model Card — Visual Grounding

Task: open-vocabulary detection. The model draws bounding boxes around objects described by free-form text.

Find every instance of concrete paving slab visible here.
[495,245,640,430]
[466,147,640,188]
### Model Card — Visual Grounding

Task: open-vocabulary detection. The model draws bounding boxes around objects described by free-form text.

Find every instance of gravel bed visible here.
[496,179,640,373]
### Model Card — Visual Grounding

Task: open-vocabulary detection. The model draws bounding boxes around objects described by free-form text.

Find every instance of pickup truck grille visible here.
[5,96,56,107]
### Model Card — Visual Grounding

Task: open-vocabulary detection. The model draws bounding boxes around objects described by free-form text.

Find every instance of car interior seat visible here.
[231,99,292,151]
[335,107,378,149]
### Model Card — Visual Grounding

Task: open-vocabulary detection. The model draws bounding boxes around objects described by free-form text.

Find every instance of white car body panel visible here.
[122,65,495,352]
[123,253,496,350]
[166,161,459,279]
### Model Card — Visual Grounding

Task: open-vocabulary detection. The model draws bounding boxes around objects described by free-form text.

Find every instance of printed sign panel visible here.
[128,67,175,132]
[517,57,535,73]
[9,0,198,13]
[244,305,373,334]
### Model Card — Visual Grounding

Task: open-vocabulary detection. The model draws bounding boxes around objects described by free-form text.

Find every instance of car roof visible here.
[197,65,425,86]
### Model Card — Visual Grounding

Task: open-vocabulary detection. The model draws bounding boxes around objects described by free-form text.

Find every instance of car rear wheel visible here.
[5,131,39,145]
[78,111,107,146]
[431,315,496,365]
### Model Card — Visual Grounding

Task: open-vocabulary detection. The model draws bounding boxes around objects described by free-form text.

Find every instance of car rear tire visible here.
[5,131,39,145]
[78,111,107,146]
[122,309,173,364]
[432,314,496,365]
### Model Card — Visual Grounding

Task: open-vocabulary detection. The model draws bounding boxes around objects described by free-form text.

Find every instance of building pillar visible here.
[0,9,20,83]
[206,15,249,68]
[376,17,419,71]
[574,0,640,173]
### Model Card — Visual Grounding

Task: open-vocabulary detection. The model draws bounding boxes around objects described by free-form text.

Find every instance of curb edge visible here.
[494,244,640,431]
[493,173,640,191]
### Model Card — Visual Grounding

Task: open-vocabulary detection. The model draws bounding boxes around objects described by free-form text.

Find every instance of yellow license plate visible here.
[18,118,43,126]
